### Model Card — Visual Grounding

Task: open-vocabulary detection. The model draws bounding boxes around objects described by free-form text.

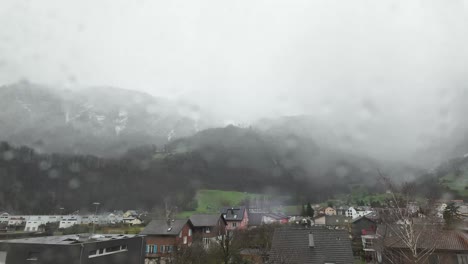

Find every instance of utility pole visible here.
[92,202,100,235]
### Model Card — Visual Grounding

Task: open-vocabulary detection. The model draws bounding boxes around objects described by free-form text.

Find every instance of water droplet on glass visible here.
[68,178,80,189]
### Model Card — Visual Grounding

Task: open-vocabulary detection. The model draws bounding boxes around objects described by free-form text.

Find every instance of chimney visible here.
[308,233,314,247]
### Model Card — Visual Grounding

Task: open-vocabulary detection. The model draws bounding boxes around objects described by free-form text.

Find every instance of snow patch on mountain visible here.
[167,129,175,141]
[114,110,128,136]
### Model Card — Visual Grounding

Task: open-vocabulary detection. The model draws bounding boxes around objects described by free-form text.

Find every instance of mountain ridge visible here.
[0,81,213,156]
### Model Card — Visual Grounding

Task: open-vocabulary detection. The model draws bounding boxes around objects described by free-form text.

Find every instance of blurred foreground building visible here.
[0,234,145,264]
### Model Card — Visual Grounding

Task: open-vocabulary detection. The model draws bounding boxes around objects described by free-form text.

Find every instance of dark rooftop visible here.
[0,234,140,245]
[351,215,376,223]
[269,227,354,264]
[248,212,264,226]
[220,206,246,221]
[189,214,224,227]
[377,224,468,251]
[140,219,189,236]
[325,215,352,226]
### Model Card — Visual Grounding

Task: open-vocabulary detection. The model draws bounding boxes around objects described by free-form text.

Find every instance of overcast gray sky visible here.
[1,0,468,160]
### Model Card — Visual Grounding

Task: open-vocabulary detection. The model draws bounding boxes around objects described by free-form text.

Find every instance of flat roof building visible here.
[0,234,145,264]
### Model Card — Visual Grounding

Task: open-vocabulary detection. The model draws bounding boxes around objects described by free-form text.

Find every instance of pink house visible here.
[220,207,249,230]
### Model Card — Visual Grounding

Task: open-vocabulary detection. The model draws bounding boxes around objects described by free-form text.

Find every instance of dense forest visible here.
[0,125,385,214]
[1,125,462,214]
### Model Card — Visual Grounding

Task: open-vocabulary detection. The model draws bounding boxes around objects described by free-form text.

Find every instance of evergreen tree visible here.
[443,202,461,227]
[306,202,314,217]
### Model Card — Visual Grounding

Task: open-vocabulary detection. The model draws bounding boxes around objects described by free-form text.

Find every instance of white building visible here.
[123,217,142,226]
[107,213,124,224]
[25,220,41,232]
[346,207,373,219]
[59,215,82,229]
[0,213,9,223]
[24,215,63,232]
[8,216,27,226]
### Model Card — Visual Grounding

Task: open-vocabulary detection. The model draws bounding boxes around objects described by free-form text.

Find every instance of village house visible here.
[6,216,27,232]
[372,224,468,263]
[351,216,377,258]
[346,206,373,219]
[0,213,10,224]
[325,215,352,230]
[248,212,264,228]
[262,213,289,224]
[140,219,193,262]
[247,212,289,228]
[313,214,326,225]
[220,206,249,230]
[24,215,62,232]
[269,226,354,264]
[189,214,226,248]
[8,216,27,227]
[123,216,143,226]
[324,207,337,216]
[59,215,81,229]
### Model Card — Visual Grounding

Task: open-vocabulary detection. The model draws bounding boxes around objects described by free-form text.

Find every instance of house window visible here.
[457,255,468,264]
[232,222,237,227]
[163,246,173,253]
[205,227,211,233]
[179,231,182,238]
[107,246,120,253]
[89,245,128,258]
[188,229,192,236]
[147,245,157,254]
[183,236,187,244]
[203,237,211,246]
[363,239,372,249]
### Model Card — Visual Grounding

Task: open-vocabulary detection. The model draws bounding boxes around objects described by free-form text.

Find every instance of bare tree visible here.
[375,171,440,264]
[170,241,212,264]
[215,230,241,264]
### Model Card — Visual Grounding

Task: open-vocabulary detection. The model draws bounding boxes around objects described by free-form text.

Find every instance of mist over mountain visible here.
[2,88,468,214]
[2,82,468,171]
[0,81,215,156]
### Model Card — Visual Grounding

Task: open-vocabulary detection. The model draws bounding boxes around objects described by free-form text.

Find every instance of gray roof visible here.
[248,212,264,226]
[377,224,468,251]
[352,215,376,223]
[0,234,140,245]
[269,227,354,264]
[248,212,289,226]
[220,206,246,221]
[189,214,224,227]
[325,215,352,226]
[140,219,189,236]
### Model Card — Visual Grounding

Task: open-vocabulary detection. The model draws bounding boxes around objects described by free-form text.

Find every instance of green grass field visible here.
[177,189,267,218]
[440,171,468,197]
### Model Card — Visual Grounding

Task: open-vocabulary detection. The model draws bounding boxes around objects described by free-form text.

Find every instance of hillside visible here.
[176,189,268,218]
[0,125,388,214]
[436,156,468,198]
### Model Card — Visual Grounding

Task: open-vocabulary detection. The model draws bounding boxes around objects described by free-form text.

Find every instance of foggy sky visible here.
[1,0,468,161]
